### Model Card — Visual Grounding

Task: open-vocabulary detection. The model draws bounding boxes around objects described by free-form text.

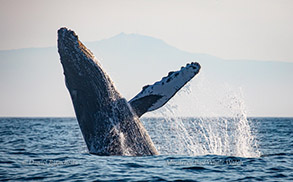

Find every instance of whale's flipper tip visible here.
[129,62,201,117]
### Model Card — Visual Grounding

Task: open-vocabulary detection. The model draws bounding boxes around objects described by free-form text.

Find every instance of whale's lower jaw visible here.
[57,27,158,156]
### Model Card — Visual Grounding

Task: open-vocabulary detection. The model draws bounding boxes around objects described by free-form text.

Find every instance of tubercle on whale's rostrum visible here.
[57,27,159,156]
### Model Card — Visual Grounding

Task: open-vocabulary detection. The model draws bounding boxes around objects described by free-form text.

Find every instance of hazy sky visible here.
[1,0,292,62]
[0,0,292,117]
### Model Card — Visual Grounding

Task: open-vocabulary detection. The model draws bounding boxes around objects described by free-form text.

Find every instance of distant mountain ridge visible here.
[0,33,292,117]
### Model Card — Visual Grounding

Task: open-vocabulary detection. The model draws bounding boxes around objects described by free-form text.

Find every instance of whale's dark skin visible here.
[57,27,201,156]
[58,28,158,156]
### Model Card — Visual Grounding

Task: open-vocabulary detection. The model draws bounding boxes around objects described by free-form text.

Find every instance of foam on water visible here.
[144,74,261,158]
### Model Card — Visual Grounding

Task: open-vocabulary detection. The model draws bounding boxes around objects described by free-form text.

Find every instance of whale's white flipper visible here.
[129,62,200,117]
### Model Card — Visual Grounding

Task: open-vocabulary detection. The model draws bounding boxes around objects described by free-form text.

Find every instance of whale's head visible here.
[58,28,99,89]
[57,28,89,88]
[57,28,119,101]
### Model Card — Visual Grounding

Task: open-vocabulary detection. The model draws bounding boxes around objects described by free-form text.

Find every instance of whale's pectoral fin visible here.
[128,95,163,117]
[128,62,201,117]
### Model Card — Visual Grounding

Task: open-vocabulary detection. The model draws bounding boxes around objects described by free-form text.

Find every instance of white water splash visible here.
[143,74,260,158]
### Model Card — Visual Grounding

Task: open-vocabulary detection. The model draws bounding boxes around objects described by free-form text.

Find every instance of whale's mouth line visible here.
[57,27,201,156]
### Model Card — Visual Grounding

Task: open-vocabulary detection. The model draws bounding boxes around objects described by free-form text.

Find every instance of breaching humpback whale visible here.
[57,27,201,156]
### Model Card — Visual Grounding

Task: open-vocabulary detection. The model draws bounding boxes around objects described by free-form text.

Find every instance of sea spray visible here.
[143,74,260,157]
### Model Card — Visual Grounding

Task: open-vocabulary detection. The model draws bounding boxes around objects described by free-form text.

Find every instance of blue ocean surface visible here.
[0,117,292,181]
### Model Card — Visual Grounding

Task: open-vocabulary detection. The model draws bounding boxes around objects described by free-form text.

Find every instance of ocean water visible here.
[0,117,292,181]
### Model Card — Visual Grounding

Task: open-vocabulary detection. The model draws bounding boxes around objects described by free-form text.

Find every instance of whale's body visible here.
[57,28,200,156]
